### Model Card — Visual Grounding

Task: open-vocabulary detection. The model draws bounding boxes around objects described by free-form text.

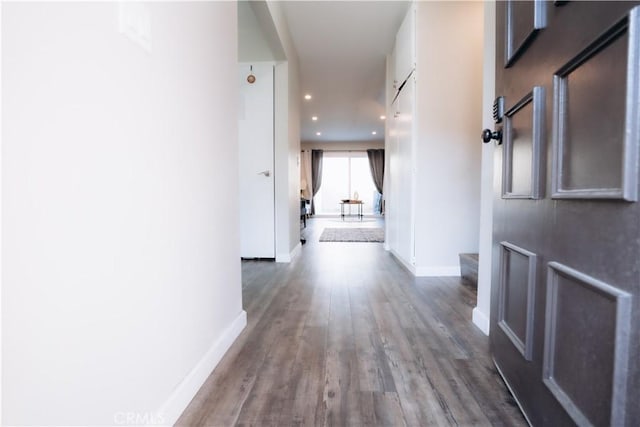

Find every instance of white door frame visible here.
[473,0,496,336]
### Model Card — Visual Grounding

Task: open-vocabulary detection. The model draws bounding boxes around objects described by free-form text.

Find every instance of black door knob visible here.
[482,128,502,144]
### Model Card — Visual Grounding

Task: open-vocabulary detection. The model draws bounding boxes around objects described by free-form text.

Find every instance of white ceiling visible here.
[281,1,410,143]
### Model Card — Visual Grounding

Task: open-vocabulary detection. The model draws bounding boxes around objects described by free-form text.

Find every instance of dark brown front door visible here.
[490,1,640,425]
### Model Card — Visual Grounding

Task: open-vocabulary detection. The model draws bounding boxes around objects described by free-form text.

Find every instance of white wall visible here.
[238,1,283,62]
[386,2,483,276]
[287,65,301,258]
[241,1,286,63]
[385,52,395,251]
[2,3,244,425]
[267,0,302,263]
[0,4,4,421]
[473,0,496,336]
[413,1,484,276]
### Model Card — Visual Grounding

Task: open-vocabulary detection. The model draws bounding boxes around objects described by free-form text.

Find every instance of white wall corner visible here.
[472,307,490,335]
[0,3,3,422]
[157,310,247,425]
[291,241,302,260]
[414,265,461,277]
[276,241,301,263]
[275,253,290,263]
[475,0,497,336]
[389,248,416,276]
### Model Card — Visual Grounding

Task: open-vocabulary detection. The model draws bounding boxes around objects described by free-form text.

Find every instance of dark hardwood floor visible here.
[177,218,526,426]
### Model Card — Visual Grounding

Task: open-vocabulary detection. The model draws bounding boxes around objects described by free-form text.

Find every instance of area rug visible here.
[319,227,384,242]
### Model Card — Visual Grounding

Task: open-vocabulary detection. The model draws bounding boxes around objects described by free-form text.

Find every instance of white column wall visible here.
[2,3,244,424]
[266,1,302,263]
[473,0,497,335]
[387,2,484,276]
[413,1,484,276]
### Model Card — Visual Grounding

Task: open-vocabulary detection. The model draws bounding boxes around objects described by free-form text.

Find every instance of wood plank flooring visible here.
[177,218,526,426]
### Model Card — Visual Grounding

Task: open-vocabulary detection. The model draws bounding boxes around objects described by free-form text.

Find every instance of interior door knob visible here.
[258,170,271,177]
[482,128,502,144]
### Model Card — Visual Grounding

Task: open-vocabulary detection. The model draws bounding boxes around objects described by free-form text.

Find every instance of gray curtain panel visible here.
[367,149,385,194]
[311,149,323,215]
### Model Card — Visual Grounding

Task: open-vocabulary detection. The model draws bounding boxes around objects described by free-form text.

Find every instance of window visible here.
[314,151,379,215]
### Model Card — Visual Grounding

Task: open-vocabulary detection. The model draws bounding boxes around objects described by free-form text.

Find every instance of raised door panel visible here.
[543,263,632,426]
[552,10,640,200]
[505,0,546,66]
[498,242,537,361]
[502,87,545,199]
[491,2,640,426]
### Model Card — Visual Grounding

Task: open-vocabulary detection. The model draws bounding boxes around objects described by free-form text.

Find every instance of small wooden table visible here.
[340,200,364,221]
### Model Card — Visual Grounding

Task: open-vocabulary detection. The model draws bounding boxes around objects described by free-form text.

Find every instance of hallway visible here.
[177,218,526,426]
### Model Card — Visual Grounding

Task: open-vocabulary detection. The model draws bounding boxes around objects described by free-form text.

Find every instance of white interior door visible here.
[238,63,275,258]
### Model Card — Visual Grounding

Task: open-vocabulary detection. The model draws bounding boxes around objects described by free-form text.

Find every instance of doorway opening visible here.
[314,151,382,216]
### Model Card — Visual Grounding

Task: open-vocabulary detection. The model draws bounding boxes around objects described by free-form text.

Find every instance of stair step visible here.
[459,253,479,287]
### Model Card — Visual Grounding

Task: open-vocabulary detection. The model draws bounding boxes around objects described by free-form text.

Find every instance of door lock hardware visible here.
[493,96,505,124]
[481,128,503,145]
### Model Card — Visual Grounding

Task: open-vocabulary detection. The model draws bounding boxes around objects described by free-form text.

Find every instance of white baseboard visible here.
[276,242,301,263]
[414,265,461,277]
[388,250,461,278]
[157,310,247,425]
[389,248,416,275]
[472,307,490,335]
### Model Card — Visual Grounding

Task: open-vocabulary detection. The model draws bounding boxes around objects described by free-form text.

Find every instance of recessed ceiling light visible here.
[312,116,318,121]
[380,115,386,120]
[304,94,312,100]
[316,131,322,136]
[372,131,377,135]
